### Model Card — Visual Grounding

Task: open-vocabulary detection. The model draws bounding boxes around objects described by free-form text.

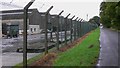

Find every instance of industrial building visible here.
[50,15,66,32]
[0,9,69,38]
[1,9,42,36]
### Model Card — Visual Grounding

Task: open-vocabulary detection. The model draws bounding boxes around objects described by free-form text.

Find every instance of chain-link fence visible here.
[1,10,98,53]
[1,4,98,67]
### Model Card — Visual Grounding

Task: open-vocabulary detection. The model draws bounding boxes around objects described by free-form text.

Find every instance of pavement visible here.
[97,28,119,67]
[2,52,40,66]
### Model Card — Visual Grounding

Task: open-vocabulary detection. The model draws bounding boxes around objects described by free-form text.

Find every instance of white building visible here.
[29,25,41,35]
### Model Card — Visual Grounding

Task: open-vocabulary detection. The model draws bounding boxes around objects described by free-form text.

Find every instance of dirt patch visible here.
[30,53,57,66]
[30,32,91,66]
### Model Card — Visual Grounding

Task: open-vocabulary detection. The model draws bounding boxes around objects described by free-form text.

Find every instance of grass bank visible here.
[53,28,100,66]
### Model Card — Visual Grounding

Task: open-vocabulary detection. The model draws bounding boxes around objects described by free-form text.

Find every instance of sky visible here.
[0,0,103,21]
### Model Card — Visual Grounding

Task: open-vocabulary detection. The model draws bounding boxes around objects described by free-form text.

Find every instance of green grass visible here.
[53,28,100,66]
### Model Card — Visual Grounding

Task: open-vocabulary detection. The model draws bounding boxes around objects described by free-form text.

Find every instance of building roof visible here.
[0,9,38,20]
[1,9,37,14]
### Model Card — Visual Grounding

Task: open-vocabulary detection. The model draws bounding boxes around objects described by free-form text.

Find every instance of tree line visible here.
[100,2,120,30]
[89,16,100,26]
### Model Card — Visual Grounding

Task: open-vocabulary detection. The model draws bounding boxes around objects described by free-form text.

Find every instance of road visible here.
[97,28,119,67]
[2,52,40,67]
[2,31,71,52]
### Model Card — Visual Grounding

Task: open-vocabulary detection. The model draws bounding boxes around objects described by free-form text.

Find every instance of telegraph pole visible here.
[44,6,53,54]
[64,13,70,45]
[23,0,35,68]
[56,10,64,50]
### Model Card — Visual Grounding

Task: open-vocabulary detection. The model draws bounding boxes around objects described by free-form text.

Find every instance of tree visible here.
[100,2,120,30]
[89,16,100,26]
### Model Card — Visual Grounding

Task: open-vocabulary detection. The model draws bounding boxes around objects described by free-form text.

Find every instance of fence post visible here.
[64,13,70,45]
[23,0,35,67]
[44,6,53,54]
[56,10,64,50]
[74,17,78,40]
[79,19,82,37]
[77,19,80,38]
[70,15,75,43]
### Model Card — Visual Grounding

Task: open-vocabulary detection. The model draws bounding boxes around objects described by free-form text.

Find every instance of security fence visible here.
[1,9,98,53]
[43,12,98,53]
[1,2,98,67]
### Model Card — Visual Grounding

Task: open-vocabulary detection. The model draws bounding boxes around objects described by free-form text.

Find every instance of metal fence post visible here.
[77,19,80,38]
[56,10,64,50]
[45,6,53,54]
[23,0,35,67]
[64,13,70,45]
[79,19,82,37]
[74,17,78,40]
[70,15,75,43]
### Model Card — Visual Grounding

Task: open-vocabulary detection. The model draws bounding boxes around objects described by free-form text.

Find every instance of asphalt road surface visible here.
[2,31,71,52]
[2,52,40,67]
[97,28,119,67]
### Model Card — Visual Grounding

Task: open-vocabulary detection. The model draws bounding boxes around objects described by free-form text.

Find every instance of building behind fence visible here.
[0,8,98,48]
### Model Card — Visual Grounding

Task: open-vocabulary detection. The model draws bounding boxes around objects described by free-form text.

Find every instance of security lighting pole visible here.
[56,10,64,50]
[65,13,70,45]
[23,0,35,68]
[70,15,75,43]
[45,6,53,54]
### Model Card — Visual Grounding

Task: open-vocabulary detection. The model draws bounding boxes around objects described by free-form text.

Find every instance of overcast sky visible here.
[0,0,103,21]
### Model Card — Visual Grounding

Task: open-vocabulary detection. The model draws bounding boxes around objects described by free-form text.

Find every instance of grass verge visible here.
[53,28,100,66]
